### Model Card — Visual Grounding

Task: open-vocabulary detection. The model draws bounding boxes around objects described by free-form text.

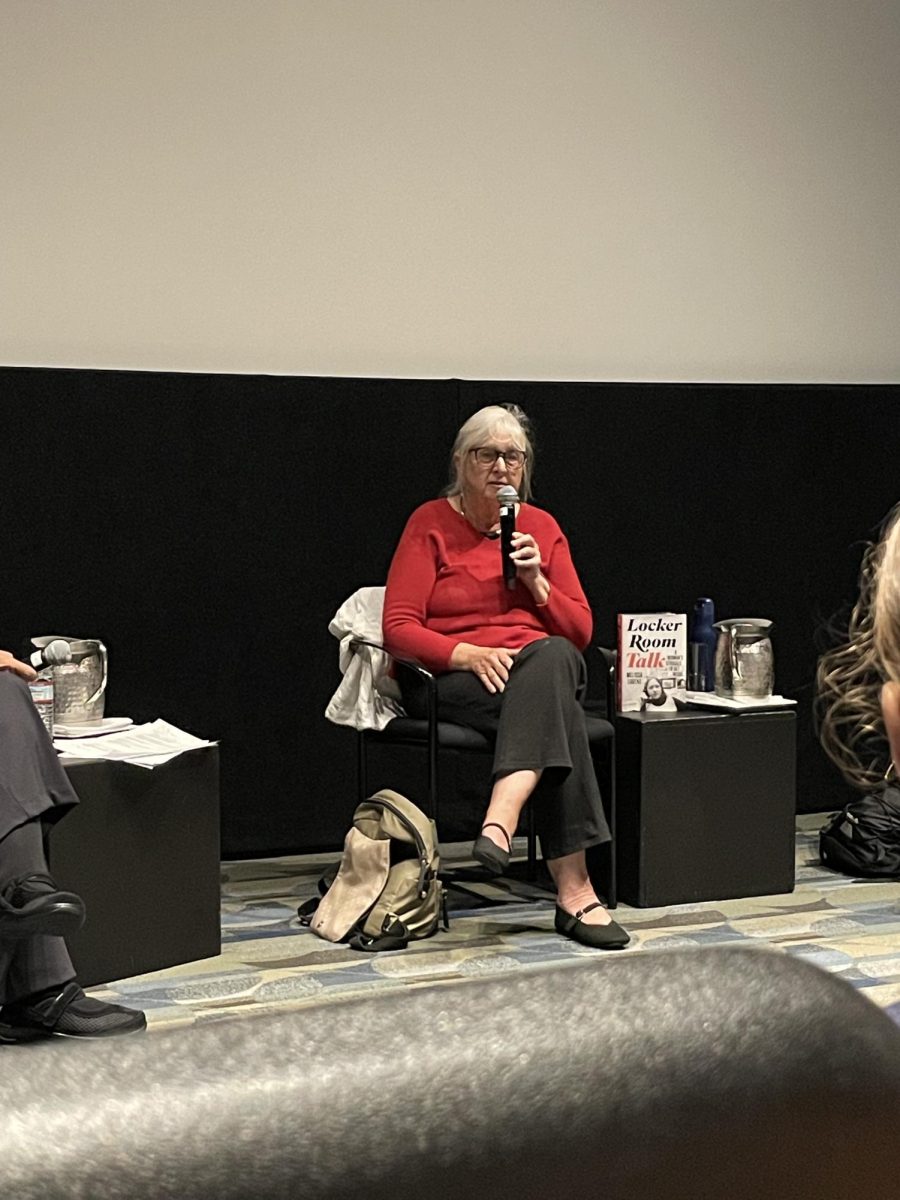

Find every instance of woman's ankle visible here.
[556,883,598,909]
[552,880,613,923]
[478,822,511,851]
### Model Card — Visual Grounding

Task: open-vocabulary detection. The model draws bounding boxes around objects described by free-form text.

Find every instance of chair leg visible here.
[426,742,438,822]
[526,804,538,882]
[606,740,617,909]
[585,741,617,909]
[426,708,438,823]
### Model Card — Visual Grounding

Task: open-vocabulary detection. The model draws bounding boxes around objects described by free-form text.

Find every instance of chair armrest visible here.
[348,637,434,683]
[348,638,438,735]
[594,646,618,719]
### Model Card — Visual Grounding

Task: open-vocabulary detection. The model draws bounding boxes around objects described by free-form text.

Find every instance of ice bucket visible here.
[713,619,774,700]
[31,635,108,725]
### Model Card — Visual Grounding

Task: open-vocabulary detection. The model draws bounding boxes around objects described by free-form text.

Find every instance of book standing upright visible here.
[617,612,687,713]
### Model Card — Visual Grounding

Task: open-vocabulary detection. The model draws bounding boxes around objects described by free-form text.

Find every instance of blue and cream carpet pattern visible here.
[90,814,900,1030]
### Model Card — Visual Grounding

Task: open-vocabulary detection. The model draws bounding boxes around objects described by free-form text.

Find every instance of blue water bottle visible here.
[689,597,717,692]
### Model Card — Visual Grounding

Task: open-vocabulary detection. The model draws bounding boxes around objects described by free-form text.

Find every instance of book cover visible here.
[617,612,687,713]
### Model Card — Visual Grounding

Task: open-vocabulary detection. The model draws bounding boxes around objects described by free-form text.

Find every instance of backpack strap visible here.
[359,791,436,899]
[346,915,410,953]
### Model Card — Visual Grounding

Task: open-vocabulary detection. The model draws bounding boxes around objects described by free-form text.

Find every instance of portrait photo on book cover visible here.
[639,676,679,712]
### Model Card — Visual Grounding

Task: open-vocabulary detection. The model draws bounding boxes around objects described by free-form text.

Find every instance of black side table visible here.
[615,709,797,907]
[52,745,221,987]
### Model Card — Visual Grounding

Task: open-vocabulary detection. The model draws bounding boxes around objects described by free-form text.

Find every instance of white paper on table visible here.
[683,691,797,711]
[55,718,216,768]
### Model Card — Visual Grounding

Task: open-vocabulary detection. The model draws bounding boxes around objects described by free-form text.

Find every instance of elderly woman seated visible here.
[383,403,627,949]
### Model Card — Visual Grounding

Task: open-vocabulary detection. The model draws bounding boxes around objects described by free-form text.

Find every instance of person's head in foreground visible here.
[818,503,900,785]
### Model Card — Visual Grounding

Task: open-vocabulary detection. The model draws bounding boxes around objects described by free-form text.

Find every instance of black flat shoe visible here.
[472,823,512,875]
[555,902,630,950]
[0,873,86,940]
[0,980,147,1041]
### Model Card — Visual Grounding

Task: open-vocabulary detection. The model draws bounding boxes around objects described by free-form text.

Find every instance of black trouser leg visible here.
[491,638,609,860]
[0,819,75,1006]
[0,670,79,841]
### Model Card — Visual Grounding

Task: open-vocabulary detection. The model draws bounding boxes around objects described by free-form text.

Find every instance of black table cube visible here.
[52,745,221,987]
[615,709,797,907]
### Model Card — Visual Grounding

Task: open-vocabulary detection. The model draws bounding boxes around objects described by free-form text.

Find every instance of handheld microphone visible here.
[29,639,73,671]
[497,485,518,591]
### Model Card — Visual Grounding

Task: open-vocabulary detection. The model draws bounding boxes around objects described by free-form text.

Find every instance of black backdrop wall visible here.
[1,368,897,856]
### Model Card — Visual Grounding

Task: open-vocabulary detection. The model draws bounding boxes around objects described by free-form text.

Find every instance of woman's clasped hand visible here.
[449,644,520,694]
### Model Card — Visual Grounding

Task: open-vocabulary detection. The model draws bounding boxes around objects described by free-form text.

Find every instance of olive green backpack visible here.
[298,789,448,951]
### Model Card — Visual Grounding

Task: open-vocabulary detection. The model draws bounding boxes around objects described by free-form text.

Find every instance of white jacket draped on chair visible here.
[324,586,405,731]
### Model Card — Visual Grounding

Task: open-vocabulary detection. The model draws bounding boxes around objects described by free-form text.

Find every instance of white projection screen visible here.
[2,0,899,382]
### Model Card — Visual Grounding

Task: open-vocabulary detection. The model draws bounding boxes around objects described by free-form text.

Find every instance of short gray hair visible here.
[444,404,535,500]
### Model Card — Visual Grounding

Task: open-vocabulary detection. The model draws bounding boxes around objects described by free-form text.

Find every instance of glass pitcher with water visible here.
[713,619,774,699]
[30,635,108,725]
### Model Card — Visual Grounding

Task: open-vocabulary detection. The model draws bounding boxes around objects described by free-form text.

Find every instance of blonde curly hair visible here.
[816,504,900,789]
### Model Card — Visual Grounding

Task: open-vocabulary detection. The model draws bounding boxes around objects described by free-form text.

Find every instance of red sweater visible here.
[383,498,593,673]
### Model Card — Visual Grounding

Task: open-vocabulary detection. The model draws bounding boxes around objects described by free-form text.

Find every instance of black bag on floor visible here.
[819,783,900,878]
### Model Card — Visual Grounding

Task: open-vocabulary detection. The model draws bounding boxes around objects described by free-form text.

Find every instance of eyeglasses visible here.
[470,446,527,468]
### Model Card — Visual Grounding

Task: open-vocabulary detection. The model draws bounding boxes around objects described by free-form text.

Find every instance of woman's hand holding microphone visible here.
[510,532,551,606]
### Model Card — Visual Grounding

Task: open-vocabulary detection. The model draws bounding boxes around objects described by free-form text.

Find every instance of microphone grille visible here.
[44,639,73,666]
[497,486,518,506]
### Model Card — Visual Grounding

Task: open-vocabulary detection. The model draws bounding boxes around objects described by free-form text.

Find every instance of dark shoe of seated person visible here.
[0,980,147,1042]
[0,872,86,940]
[555,902,630,950]
[472,823,512,874]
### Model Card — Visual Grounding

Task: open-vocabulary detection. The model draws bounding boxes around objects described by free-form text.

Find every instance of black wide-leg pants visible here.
[0,671,78,1004]
[400,637,611,861]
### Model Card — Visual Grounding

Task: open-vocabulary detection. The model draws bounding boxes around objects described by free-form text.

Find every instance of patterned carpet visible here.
[90,813,900,1030]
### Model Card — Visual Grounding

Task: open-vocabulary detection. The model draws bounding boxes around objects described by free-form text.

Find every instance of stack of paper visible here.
[683,691,797,712]
[55,719,217,768]
[54,717,135,738]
